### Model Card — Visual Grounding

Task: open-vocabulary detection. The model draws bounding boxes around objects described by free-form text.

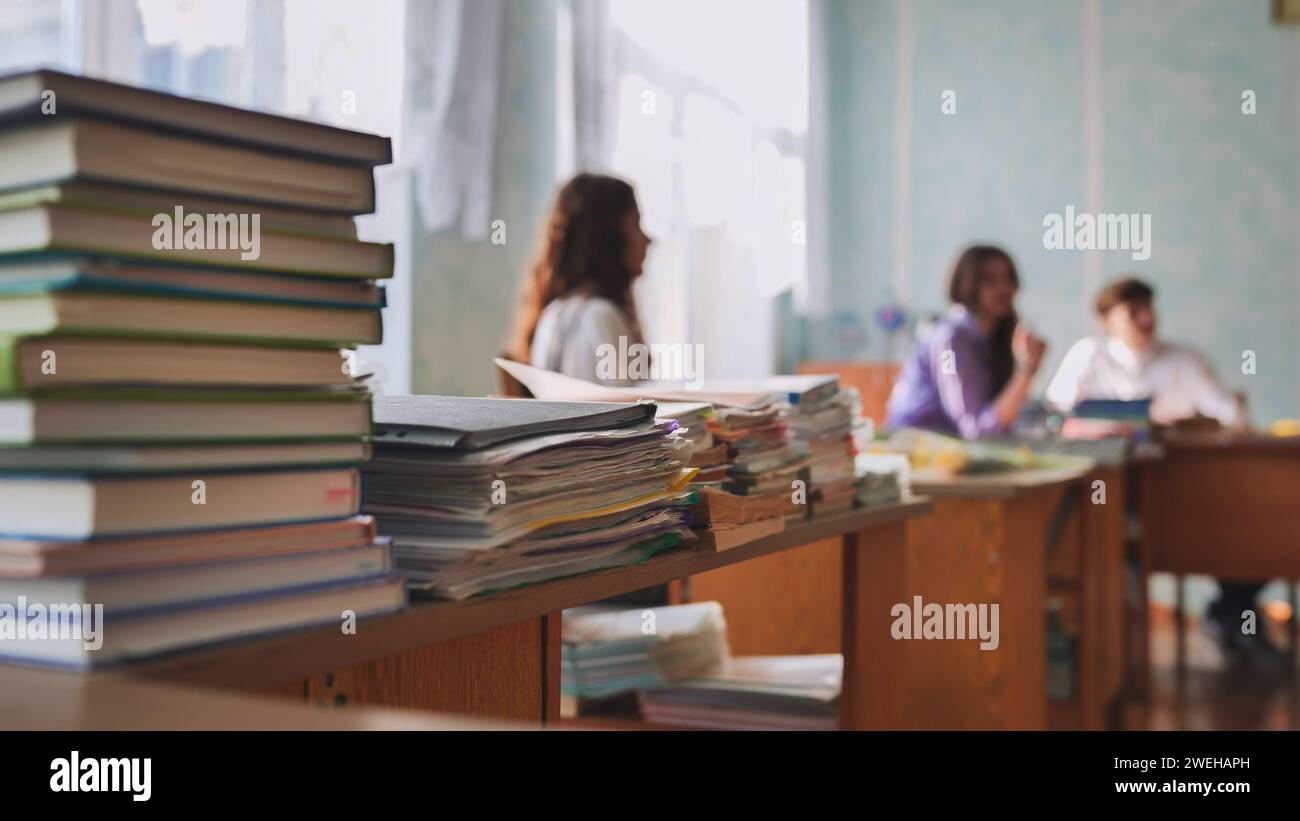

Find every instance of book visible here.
[0,119,378,214]
[0,389,372,444]
[0,290,380,347]
[0,257,384,308]
[372,394,658,450]
[0,440,370,474]
[0,337,356,393]
[0,466,361,539]
[0,205,393,278]
[0,574,405,669]
[0,516,377,576]
[0,69,393,166]
[0,182,359,239]
[0,541,391,615]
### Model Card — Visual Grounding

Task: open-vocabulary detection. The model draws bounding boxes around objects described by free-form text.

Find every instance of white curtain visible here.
[565,0,811,377]
[403,0,504,239]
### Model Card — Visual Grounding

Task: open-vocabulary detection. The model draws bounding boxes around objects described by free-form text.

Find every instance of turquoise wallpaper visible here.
[800,0,1300,425]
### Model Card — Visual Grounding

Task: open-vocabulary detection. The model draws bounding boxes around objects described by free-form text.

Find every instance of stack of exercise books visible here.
[639,653,843,731]
[854,453,905,508]
[494,359,794,545]
[770,375,860,516]
[561,601,728,702]
[362,395,698,600]
[0,70,404,669]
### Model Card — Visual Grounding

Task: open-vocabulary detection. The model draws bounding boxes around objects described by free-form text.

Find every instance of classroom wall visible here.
[410,0,558,396]
[799,0,1300,425]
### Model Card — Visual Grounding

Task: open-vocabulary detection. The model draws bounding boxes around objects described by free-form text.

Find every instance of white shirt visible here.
[529,295,639,385]
[1045,336,1242,425]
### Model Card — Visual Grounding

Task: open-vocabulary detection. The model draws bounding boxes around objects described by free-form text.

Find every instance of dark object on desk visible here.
[372,394,656,450]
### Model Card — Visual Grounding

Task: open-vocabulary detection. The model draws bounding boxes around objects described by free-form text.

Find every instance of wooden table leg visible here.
[1174,574,1186,676]
[840,521,908,729]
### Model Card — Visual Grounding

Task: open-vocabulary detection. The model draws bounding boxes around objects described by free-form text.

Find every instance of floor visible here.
[1126,605,1300,731]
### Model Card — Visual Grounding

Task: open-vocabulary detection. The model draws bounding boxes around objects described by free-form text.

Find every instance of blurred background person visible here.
[509,173,652,386]
[885,245,1048,439]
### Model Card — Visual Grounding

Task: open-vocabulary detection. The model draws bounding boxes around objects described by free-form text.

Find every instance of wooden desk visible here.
[684,465,1120,729]
[1136,434,1300,674]
[0,665,532,731]
[3,500,932,730]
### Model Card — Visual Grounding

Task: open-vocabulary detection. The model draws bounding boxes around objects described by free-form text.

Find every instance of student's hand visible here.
[1013,324,1048,375]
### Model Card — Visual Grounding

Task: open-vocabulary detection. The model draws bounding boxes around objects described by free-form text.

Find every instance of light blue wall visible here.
[801,0,1300,425]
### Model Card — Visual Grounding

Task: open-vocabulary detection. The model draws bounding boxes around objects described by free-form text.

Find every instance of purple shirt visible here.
[885,305,1007,440]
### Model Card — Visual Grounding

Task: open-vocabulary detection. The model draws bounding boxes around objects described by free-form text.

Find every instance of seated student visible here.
[1046,277,1267,661]
[1045,276,1245,427]
[885,245,1048,439]
[509,173,652,386]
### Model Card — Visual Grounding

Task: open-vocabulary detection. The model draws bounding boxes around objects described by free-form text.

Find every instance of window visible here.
[594,0,810,376]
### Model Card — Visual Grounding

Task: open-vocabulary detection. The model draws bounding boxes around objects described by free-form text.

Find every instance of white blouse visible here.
[1045,336,1243,426]
[529,295,639,386]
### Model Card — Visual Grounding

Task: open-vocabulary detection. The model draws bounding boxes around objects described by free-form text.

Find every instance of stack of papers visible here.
[639,654,843,731]
[561,601,728,700]
[363,396,697,599]
[0,70,404,670]
[854,453,905,508]
[494,359,797,529]
[777,376,861,515]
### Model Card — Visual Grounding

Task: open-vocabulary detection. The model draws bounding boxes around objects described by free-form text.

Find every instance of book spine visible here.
[0,337,18,395]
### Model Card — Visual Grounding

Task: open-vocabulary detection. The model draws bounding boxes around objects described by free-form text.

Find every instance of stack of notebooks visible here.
[561,601,728,701]
[770,375,861,516]
[494,359,794,547]
[0,70,405,669]
[854,453,905,508]
[639,653,843,731]
[362,395,698,600]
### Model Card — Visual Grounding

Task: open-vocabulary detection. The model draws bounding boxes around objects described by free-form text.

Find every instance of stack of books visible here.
[362,395,698,600]
[0,70,404,669]
[639,653,842,731]
[771,375,861,516]
[493,359,795,545]
[561,601,728,702]
[854,453,905,508]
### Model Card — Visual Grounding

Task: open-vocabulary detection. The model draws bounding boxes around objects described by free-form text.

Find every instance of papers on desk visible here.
[562,601,728,699]
[563,601,842,729]
[639,654,843,731]
[364,395,697,599]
